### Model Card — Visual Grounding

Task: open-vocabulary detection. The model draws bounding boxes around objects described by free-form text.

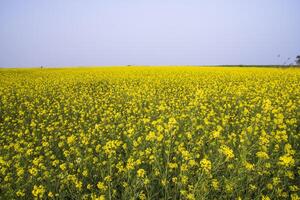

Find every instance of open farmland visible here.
[0,67,299,199]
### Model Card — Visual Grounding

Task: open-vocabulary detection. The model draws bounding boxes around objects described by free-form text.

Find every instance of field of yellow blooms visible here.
[0,67,299,200]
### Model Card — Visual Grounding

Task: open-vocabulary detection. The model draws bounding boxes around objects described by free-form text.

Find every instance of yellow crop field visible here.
[0,67,299,200]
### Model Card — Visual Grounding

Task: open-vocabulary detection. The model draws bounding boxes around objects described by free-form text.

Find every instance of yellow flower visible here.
[188,159,197,167]
[278,154,295,167]
[211,179,219,190]
[284,143,295,155]
[16,189,25,197]
[87,184,93,190]
[219,145,234,160]
[213,131,220,138]
[261,195,270,200]
[272,177,281,186]
[244,161,254,171]
[59,163,67,171]
[181,163,188,171]
[28,167,38,176]
[67,135,76,144]
[187,193,195,200]
[172,177,178,183]
[249,184,257,191]
[48,192,54,198]
[32,185,45,198]
[75,180,83,190]
[82,169,88,177]
[139,191,146,200]
[267,183,273,190]
[289,185,299,192]
[181,175,188,184]
[168,162,178,169]
[200,158,212,172]
[256,151,269,159]
[97,182,107,191]
[146,131,156,141]
[104,175,112,182]
[92,195,106,200]
[291,193,300,200]
[17,168,24,177]
[225,182,233,193]
[137,168,146,178]
[143,178,150,185]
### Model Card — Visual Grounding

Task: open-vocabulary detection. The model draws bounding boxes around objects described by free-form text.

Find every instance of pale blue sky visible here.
[0,0,299,67]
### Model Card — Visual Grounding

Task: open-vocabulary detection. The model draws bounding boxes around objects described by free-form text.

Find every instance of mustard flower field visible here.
[0,67,299,200]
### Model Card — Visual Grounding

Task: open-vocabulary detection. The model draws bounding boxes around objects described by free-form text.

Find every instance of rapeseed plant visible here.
[0,67,299,199]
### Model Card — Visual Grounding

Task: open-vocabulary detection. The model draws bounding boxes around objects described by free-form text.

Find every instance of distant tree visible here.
[296,55,300,65]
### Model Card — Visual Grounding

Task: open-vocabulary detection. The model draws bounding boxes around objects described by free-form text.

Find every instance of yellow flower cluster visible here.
[219,145,235,160]
[32,185,45,198]
[137,168,146,178]
[200,158,212,173]
[0,67,299,199]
